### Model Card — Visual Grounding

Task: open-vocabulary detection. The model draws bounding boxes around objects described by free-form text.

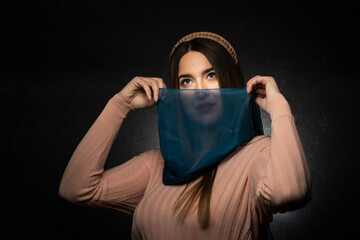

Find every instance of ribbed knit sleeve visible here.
[251,93,312,214]
[59,94,151,214]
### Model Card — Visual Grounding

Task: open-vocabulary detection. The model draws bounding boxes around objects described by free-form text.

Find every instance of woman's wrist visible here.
[112,93,135,115]
[97,94,134,126]
[266,93,292,120]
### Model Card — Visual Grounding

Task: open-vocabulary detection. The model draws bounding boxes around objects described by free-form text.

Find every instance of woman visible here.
[59,32,311,239]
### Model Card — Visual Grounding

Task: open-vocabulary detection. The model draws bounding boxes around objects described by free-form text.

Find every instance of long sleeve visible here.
[251,93,312,214]
[59,94,151,214]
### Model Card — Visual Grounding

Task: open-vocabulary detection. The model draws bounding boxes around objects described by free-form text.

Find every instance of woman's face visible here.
[178,51,222,125]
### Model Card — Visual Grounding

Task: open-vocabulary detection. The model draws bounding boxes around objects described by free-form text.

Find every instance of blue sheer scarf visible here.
[157,88,263,185]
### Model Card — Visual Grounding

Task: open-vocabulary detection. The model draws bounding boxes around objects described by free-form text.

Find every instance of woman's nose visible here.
[195,89,209,100]
[194,80,211,99]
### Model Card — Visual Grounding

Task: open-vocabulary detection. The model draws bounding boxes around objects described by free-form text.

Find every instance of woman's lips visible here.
[195,102,215,112]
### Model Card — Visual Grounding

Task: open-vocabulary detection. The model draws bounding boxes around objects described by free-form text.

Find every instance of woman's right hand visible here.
[117,77,166,110]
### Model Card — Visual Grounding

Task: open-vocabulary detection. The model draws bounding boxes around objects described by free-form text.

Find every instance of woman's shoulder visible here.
[245,135,270,151]
[219,135,269,167]
[227,135,271,163]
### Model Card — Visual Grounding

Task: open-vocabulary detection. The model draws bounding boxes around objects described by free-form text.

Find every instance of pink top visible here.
[59,93,311,239]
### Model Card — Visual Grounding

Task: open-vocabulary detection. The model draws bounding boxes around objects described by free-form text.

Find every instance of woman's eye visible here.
[181,79,192,86]
[207,72,216,79]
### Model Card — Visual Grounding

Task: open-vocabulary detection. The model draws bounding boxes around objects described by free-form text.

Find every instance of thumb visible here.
[255,96,267,112]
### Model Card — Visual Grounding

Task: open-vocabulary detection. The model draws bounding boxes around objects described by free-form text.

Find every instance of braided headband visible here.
[170,32,238,64]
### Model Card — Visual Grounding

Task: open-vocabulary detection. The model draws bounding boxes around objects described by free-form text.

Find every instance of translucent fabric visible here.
[157,88,263,185]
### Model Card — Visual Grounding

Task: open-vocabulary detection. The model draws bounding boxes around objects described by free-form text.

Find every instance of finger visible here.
[255,96,266,111]
[153,77,166,89]
[152,77,167,102]
[153,78,167,101]
[255,88,266,96]
[136,77,153,101]
[148,78,160,102]
[154,78,167,101]
[247,75,263,93]
[247,75,270,93]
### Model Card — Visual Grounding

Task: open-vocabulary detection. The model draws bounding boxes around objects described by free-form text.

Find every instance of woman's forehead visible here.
[178,51,213,76]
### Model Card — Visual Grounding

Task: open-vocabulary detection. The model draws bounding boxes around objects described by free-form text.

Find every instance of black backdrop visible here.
[3,1,358,239]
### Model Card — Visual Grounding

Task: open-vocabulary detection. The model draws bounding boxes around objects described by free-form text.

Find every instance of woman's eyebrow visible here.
[178,73,192,79]
[202,67,214,75]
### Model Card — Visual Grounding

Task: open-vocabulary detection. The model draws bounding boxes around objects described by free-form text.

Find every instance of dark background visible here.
[3,0,358,239]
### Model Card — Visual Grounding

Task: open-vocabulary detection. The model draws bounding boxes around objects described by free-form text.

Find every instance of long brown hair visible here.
[169,37,245,229]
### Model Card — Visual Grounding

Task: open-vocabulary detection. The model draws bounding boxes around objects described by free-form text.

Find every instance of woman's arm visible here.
[58,94,145,213]
[59,77,166,214]
[247,76,312,213]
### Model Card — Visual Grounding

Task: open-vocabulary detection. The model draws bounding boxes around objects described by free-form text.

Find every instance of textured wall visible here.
[3,1,357,239]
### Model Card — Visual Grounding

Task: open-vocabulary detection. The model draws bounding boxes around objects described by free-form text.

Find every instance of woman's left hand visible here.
[246,75,281,113]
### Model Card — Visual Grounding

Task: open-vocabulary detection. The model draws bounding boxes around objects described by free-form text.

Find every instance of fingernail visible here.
[154,95,158,102]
